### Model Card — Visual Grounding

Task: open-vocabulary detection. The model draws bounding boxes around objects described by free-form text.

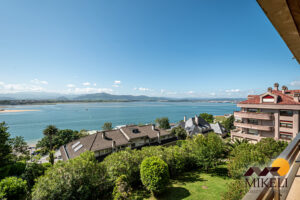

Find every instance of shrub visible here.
[171,126,187,140]
[140,156,169,194]
[221,179,249,200]
[32,151,111,200]
[0,177,27,200]
[112,175,132,200]
[103,148,143,185]
[227,143,269,179]
[0,161,26,179]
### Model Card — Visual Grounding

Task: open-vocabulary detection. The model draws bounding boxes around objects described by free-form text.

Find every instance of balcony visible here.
[243,133,300,200]
[234,122,273,132]
[234,111,273,120]
[231,129,261,141]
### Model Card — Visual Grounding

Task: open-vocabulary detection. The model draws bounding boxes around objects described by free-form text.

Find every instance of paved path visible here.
[286,166,300,200]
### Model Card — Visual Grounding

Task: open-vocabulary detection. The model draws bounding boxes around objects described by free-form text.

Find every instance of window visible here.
[262,95,274,103]
[248,129,258,135]
[248,119,259,125]
[280,121,293,128]
[280,132,292,140]
[248,108,258,112]
[280,110,293,116]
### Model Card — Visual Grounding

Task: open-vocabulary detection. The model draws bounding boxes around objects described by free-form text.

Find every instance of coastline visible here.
[0,109,40,113]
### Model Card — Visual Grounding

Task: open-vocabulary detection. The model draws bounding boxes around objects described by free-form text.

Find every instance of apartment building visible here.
[60,124,175,161]
[231,83,300,143]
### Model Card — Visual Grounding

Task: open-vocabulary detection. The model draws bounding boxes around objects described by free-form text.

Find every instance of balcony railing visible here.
[234,111,273,120]
[234,122,273,132]
[231,130,261,141]
[242,133,300,200]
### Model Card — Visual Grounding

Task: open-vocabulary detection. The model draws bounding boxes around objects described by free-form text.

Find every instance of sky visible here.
[1,0,300,98]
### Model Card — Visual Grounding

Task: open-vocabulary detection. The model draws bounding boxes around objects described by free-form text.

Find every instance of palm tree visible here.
[43,125,58,151]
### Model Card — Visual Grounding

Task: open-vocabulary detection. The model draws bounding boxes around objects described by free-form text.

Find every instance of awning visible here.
[257,0,300,64]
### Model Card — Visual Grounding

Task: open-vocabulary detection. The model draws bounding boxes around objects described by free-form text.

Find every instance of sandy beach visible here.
[0,109,40,113]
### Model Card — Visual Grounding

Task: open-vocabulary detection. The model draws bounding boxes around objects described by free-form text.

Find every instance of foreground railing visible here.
[243,133,300,200]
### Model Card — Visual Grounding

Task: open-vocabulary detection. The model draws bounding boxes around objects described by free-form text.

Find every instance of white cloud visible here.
[160,89,165,94]
[71,87,113,94]
[93,83,97,86]
[134,87,151,91]
[290,81,300,87]
[210,92,216,96]
[225,89,240,93]
[82,82,91,86]
[30,79,48,85]
[66,84,75,88]
[187,91,195,94]
[0,82,45,93]
[112,80,121,88]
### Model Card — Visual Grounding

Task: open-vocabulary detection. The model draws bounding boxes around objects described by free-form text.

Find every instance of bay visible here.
[0,102,238,144]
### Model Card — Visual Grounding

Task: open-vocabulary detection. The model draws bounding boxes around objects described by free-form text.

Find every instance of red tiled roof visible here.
[239,90,300,105]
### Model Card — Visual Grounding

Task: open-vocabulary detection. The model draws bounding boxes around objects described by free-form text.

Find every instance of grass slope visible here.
[146,166,233,200]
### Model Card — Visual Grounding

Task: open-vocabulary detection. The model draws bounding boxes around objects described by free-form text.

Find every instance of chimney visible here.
[268,87,272,92]
[102,132,105,139]
[274,83,279,91]
[294,94,300,102]
[195,115,199,125]
[184,115,186,122]
[151,124,155,131]
[112,140,116,149]
[282,85,288,94]
[157,131,161,144]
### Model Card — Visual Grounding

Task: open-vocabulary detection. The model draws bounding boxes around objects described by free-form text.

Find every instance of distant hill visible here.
[74,93,169,101]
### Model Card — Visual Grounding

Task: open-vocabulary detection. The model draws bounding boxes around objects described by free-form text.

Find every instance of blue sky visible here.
[0,0,300,98]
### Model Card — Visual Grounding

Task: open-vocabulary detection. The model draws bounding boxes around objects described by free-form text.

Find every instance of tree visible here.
[21,162,51,190]
[112,175,132,200]
[0,122,12,167]
[0,177,27,200]
[155,117,170,129]
[10,136,29,156]
[49,150,55,165]
[227,143,268,178]
[140,156,169,195]
[190,133,224,170]
[199,113,214,123]
[171,126,187,140]
[255,138,287,159]
[102,122,113,131]
[43,125,58,151]
[37,129,84,152]
[32,151,111,200]
[224,115,235,131]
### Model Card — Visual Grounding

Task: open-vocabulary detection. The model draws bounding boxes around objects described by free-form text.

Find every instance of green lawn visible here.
[214,116,226,124]
[142,166,233,200]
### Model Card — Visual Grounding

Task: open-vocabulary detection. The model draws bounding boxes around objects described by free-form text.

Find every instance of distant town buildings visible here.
[232,83,300,143]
